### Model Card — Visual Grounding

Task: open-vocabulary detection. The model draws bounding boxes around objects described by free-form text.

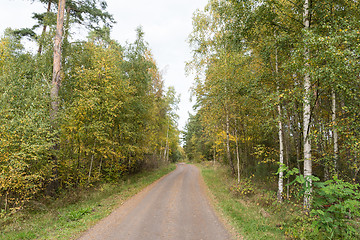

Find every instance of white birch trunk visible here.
[275,45,284,202]
[225,110,235,175]
[332,89,338,174]
[303,0,312,210]
[235,128,241,183]
[164,122,169,162]
[277,101,284,202]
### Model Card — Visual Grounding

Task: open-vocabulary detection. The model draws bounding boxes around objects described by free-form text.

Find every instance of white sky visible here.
[0,0,208,131]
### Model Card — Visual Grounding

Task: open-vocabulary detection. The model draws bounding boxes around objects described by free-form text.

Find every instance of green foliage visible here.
[183,113,208,162]
[311,177,360,239]
[0,33,55,212]
[186,0,360,238]
[285,172,360,239]
[0,3,181,215]
[230,178,255,197]
[58,31,180,186]
[62,206,93,221]
[0,164,176,239]
[200,164,287,240]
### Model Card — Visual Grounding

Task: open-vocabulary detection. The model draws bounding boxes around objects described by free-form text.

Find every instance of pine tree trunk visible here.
[50,0,65,121]
[38,1,52,55]
[47,0,65,194]
[61,6,71,67]
[303,0,312,210]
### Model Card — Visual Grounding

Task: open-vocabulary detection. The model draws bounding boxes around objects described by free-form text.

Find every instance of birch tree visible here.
[276,45,284,203]
[303,0,312,210]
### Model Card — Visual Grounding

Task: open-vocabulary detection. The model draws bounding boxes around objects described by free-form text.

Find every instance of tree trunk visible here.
[164,122,169,162]
[50,0,66,121]
[294,100,303,175]
[213,145,216,166]
[98,157,103,175]
[332,89,338,175]
[160,144,164,161]
[88,141,96,184]
[38,0,52,55]
[285,123,291,200]
[88,154,94,184]
[277,102,284,202]
[62,6,71,67]
[226,111,235,175]
[235,127,241,183]
[303,0,312,210]
[4,191,8,213]
[46,0,65,194]
[275,45,284,203]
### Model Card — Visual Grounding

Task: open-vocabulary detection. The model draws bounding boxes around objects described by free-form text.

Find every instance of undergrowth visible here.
[199,162,288,240]
[199,162,360,240]
[0,163,176,240]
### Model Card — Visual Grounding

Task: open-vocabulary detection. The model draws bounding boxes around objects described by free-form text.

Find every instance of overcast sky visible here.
[0,0,208,131]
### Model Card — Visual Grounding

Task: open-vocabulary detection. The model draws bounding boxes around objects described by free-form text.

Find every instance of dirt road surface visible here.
[78,163,232,240]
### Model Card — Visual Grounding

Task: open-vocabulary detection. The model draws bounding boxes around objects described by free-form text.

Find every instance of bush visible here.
[311,177,360,239]
[230,178,255,197]
[286,175,360,239]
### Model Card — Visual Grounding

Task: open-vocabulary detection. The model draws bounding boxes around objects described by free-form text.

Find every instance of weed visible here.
[61,206,93,222]
[230,178,255,197]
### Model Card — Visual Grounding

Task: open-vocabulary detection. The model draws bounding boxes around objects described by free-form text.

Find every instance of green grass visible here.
[0,164,176,240]
[198,163,289,240]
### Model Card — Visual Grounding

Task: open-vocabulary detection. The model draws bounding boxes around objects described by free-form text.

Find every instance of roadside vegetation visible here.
[0,0,181,235]
[199,162,360,240]
[0,164,175,240]
[184,1,360,239]
[199,162,285,240]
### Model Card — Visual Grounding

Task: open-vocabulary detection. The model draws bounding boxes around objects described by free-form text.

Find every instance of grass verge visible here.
[0,164,176,240]
[198,162,289,240]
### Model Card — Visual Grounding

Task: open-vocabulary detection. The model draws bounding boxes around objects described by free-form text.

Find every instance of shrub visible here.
[311,177,360,239]
[230,178,255,197]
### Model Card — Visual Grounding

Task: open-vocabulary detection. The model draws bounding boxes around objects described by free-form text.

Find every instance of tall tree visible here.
[303,0,312,210]
[37,0,55,54]
[50,0,66,121]
[276,43,284,203]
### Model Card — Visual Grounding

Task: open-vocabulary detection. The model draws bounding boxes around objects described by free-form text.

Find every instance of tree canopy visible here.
[184,0,360,238]
[0,1,180,213]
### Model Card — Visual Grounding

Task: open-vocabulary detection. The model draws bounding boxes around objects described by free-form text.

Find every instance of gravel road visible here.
[78,163,232,240]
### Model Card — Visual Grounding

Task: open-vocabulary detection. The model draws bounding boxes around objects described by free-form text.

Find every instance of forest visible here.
[183,0,360,238]
[0,0,180,215]
[1,0,360,239]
